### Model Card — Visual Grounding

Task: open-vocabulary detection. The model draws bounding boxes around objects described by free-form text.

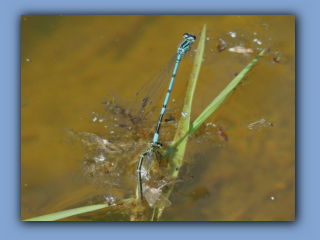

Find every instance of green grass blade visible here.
[153,24,206,221]
[23,204,110,221]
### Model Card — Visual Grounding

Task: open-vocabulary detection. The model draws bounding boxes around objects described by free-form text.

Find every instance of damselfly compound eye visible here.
[183,33,190,39]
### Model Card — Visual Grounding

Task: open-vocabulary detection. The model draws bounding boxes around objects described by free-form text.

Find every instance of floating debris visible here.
[93,154,106,162]
[217,38,227,52]
[65,128,143,188]
[216,128,228,142]
[253,38,262,45]
[229,46,254,54]
[273,56,281,63]
[205,122,216,127]
[104,195,117,206]
[91,112,106,123]
[114,123,131,129]
[228,31,237,38]
[247,118,273,130]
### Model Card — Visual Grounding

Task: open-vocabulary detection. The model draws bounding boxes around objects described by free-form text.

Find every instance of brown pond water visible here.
[21,15,295,221]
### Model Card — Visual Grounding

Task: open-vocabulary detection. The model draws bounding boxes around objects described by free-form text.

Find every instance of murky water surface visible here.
[21,15,295,221]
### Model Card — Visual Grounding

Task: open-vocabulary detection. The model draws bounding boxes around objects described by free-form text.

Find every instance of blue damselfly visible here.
[136,33,196,200]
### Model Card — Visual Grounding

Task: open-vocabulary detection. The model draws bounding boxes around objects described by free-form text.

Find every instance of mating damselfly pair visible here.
[135,33,196,201]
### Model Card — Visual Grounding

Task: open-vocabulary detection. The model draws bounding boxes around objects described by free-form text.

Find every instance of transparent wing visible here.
[143,184,171,208]
[145,151,154,173]
[143,184,162,207]
[135,54,177,115]
[153,194,171,208]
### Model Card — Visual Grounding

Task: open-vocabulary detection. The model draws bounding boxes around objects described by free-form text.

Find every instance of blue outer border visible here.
[4,0,319,239]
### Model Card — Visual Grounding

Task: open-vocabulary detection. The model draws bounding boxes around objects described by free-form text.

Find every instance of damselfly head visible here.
[183,33,196,42]
[149,142,162,149]
[156,142,163,148]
